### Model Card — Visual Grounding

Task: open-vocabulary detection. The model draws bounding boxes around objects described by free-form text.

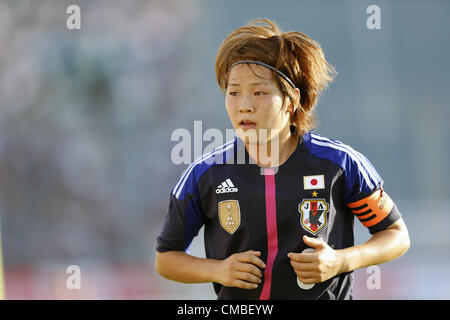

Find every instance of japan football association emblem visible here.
[298,199,329,235]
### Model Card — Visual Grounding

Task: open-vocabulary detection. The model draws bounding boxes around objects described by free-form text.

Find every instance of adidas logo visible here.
[215,179,238,194]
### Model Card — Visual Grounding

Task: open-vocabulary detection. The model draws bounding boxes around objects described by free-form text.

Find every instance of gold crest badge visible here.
[218,200,241,234]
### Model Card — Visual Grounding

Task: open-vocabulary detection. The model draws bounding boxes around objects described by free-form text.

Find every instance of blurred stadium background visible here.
[0,0,449,299]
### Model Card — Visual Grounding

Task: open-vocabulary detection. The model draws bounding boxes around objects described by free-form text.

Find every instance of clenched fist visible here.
[288,235,344,284]
[215,250,266,289]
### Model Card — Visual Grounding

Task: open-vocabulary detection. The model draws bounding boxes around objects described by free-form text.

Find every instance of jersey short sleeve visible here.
[156,164,207,253]
[339,143,402,234]
[156,139,237,252]
[307,133,402,234]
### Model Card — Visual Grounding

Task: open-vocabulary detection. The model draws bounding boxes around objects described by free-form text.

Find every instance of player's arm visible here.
[337,216,409,274]
[155,250,265,289]
[288,218,409,284]
[339,187,410,272]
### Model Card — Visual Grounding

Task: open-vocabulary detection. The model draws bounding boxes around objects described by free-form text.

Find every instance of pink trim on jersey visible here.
[259,168,278,300]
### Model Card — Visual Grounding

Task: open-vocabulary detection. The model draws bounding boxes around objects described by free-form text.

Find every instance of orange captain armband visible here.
[347,188,394,228]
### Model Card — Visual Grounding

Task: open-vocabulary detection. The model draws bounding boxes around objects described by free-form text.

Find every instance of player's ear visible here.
[292,88,300,107]
[286,88,300,113]
[289,90,301,114]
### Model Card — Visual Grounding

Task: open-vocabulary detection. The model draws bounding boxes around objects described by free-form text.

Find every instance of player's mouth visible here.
[239,120,257,130]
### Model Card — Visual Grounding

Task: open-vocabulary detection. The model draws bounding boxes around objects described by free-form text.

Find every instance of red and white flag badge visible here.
[303,175,325,190]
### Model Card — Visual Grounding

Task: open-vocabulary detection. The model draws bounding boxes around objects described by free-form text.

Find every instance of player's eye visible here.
[227,91,238,96]
[254,91,265,96]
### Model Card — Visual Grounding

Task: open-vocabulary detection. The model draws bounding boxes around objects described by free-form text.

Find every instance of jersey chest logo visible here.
[298,199,329,235]
[218,200,241,235]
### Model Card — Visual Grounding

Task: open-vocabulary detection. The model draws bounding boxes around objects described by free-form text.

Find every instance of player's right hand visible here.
[215,250,266,289]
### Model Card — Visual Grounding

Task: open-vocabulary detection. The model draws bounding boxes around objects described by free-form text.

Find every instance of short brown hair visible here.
[215,19,336,136]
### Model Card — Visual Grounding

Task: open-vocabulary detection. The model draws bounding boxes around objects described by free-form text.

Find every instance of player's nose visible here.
[238,94,255,113]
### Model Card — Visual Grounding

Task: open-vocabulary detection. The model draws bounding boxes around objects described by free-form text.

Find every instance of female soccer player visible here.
[155,19,410,299]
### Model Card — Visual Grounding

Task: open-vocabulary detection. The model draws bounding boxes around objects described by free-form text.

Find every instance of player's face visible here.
[225,63,291,145]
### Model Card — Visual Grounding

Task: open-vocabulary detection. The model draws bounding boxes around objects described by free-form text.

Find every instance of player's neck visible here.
[245,131,299,168]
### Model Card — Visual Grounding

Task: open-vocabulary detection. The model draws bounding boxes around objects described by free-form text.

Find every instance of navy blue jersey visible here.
[156,132,401,300]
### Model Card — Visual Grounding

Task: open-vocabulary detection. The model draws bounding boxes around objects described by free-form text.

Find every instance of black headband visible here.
[229,60,297,89]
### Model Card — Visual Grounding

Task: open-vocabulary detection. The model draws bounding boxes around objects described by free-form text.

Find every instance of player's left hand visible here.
[287,235,343,284]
